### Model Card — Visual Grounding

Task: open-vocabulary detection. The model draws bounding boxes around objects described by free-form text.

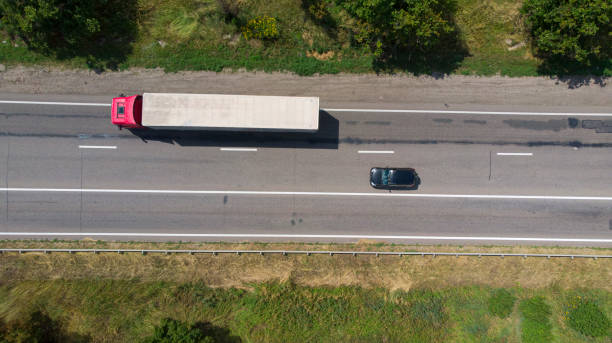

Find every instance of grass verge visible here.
[0,0,555,77]
[1,240,611,342]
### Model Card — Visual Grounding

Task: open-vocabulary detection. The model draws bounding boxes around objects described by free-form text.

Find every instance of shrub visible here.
[0,310,61,343]
[144,318,214,343]
[488,289,516,318]
[242,15,279,40]
[0,0,138,69]
[566,296,611,337]
[521,0,612,74]
[519,296,553,343]
[334,0,458,60]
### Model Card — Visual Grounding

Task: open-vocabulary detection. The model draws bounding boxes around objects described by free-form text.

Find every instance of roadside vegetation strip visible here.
[0,0,609,77]
[2,248,611,259]
[0,278,610,342]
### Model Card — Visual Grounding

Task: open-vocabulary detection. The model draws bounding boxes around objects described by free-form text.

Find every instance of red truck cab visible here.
[111,95,143,128]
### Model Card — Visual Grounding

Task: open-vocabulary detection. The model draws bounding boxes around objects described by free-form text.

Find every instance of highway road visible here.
[1,94,611,246]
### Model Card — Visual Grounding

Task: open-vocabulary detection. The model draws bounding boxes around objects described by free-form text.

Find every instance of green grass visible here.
[1,281,611,342]
[0,0,561,77]
[488,289,516,318]
[519,296,553,343]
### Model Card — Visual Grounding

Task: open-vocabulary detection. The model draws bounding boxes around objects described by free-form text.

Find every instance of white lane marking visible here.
[219,148,258,152]
[0,100,110,107]
[1,188,611,201]
[497,152,533,156]
[358,150,395,154]
[325,108,612,117]
[78,145,117,150]
[2,100,610,117]
[0,232,610,243]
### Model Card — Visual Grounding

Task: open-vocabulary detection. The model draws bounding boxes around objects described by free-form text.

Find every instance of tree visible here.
[0,0,138,69]
[521,0,612,74]
[334,0,458,61]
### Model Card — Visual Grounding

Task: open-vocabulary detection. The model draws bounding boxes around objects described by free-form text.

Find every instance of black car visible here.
[370,167,418,189]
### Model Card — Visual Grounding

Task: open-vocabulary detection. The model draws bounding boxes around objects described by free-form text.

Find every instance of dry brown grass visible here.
[1,240,610,291]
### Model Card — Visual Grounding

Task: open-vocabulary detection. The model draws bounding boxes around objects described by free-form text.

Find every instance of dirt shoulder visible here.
[1,66,610,110]
[1,241,610,290]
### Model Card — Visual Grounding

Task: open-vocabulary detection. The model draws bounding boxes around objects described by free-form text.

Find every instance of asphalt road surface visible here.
[1,94,611,246]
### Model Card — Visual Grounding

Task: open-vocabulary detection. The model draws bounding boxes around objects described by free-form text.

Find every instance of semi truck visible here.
[111,93,319,132]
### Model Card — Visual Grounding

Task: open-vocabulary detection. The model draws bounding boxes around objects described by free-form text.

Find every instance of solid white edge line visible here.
[358,150,395,154]
[497,152,533,156]
[1,188,612,201]
[0,100,110,106]
[0,232,610,243]
[324,108,612,117]
[219,148,258,152]
[78,145,117,149]
[2,100,610,116]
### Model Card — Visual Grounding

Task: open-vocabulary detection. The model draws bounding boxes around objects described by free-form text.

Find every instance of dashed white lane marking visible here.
[497,152,533,156]
[0,232,610,243]
[78,145,117,149]
[0,100,110,106]
[219,148,258,152]
[1,188,611,201]
[358,150,395,154]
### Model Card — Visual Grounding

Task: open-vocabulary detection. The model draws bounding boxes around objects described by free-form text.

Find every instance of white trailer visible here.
[111,93,319,132]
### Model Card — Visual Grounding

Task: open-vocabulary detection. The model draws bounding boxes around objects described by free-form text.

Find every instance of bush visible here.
[521,0,612,74]
[566,296,611,337]
[519,296,553,343]
[488,289,516,318]
[242,15,279,40]
[0,0,138,70]
[144,318,214,343]
[334,0,459,59]
[0,310,61,343]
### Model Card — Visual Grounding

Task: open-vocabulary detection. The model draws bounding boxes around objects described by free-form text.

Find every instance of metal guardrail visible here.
[0,248,611,259]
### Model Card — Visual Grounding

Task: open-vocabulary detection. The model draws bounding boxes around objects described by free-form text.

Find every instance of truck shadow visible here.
[128,110,339,149]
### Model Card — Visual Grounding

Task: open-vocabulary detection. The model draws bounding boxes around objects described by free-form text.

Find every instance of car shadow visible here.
[128,110,339,149]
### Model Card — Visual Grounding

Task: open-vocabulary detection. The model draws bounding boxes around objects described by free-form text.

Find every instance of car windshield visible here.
[382,169,390,185]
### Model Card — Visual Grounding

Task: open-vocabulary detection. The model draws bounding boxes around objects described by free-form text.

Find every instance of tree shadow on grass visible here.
[194,322,242,343]
[0,310,91,343]
[372,20,469,77]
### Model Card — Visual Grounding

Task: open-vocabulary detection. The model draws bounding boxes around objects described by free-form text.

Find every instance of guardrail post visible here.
[141,250,146,255]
